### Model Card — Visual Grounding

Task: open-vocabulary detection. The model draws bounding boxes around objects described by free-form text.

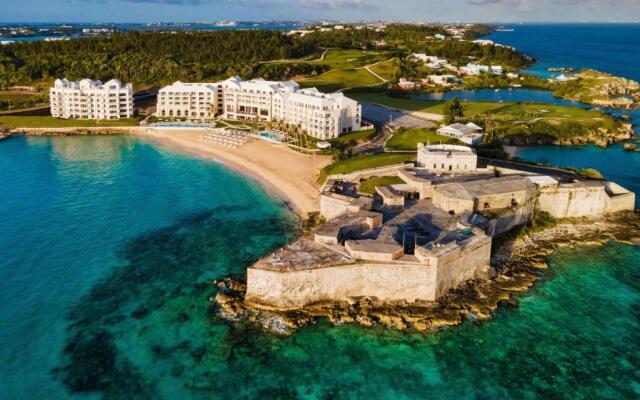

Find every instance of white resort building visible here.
[219,77,299,122]
[155,77,362,140]
[156,81,222,119]
[50,78,133,120]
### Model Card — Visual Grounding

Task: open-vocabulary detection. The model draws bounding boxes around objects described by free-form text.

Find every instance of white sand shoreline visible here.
[135,129,331,219]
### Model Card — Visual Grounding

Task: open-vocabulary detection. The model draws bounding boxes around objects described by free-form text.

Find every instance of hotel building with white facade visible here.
[155,81,222,119]
[155,77,362,139]
[50,78,133,120]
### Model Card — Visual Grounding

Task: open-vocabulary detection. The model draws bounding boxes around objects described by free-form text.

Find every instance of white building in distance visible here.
[156,77,362,140]
[412,53,451,70]
[461,63,503,76]
[426,75,460,86]
[50,78,133,120]
[417,144,478,173]
[437,123,483,145]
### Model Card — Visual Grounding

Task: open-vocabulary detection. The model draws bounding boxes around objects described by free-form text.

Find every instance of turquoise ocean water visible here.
[1,135,639,399]
[485,23,640,82]
[1,24,640,399]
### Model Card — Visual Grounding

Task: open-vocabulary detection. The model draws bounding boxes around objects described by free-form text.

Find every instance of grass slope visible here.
[330,128,377,145]
[319,152,415,183]
[358,176,405,195]
[367,58,400,81]
[0,92,48,111]
[311,49,393,69]
[301,68,383,92]
[279,49,395,92]
[387,128,463,150]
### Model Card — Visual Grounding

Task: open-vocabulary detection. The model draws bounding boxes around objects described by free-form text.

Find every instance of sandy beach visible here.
[137,129,331,218]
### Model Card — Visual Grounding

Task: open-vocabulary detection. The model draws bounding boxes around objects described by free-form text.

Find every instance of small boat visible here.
[494,89,500,92]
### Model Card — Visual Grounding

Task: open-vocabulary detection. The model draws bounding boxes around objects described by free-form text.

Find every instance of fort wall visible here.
[245,234,492,310]
[536,183,635,218]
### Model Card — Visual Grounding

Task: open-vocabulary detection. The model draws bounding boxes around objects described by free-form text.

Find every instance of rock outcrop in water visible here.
[212,211,640,334]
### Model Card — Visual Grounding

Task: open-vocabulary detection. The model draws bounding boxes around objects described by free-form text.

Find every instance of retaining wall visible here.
[537,184,635,218]
[245,235,492,310]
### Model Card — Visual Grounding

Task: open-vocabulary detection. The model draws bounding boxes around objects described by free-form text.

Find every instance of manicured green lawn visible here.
[367,58,399,81]
[311,49,393,69]
[349,93,443,112]
[350,93,608,122]
[319,152,415,183]
[330,128,377,145]
[350,92,624,143]
[265,49,393,70]
[301,68,383,92]
[358,176,405,195]
[0,116,142,128]
[0,92,48,111]
[386,128,463,150]
[282,49,395,92]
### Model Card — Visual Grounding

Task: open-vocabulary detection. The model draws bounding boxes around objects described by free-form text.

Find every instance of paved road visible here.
[353,124,392,154]
[362,103,436,130]
[354,102,439,154]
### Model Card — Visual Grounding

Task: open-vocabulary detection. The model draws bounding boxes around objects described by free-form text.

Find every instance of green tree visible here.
[443,97,464,124]
[330,142,352,161]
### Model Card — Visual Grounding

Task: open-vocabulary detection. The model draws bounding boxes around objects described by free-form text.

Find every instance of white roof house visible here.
[490,65,503,75]
[465,122,483,132]
[473,39,494,46]
[427,75,459,86]
[553,74,578,82]
[462,63,503,76]
[413,54,449,69]
[437,123,483,145]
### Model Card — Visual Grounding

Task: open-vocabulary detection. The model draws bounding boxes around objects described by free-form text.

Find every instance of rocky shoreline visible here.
[211,211,640,335]
[499,122,635,148]
[555,69,640,110]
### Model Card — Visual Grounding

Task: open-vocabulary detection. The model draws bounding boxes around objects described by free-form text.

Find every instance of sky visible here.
[2,0,640,23]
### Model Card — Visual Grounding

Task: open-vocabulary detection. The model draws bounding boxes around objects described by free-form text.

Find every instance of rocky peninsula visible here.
[212,211,640,334]
[210,144,638,335]
[552,69,640,109]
